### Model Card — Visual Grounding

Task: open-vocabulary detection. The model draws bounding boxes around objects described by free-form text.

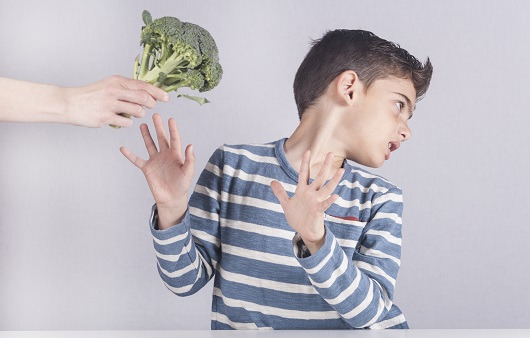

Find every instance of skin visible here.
[271,72,415,253]
[0,75,169,127]
[121,71,417,255]
[120,114,195,229]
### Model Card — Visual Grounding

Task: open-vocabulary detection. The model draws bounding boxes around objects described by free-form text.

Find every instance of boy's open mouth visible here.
[388,141,400,152]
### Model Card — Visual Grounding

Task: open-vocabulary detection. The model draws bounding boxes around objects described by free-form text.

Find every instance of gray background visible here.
[1,0,529,330]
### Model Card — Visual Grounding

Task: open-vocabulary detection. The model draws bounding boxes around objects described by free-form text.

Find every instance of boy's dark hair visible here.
[293,29,433,119]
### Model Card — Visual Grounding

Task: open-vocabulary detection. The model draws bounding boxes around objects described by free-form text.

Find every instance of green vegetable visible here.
[136,10,222,99]
[112,10,222,128]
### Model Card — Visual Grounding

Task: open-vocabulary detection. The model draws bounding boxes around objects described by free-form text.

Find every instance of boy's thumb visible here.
[270,180,288,207]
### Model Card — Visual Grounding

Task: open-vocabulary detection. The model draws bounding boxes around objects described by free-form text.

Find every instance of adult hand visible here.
[65,75,169,128]
[120,113,195,229]
[270,151,345,254]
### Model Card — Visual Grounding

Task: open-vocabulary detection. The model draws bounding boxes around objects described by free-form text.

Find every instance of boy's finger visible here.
[152,113,169,150]
[120,146,146,170]
[140,123,158,157]
[270,180,290,208]
[168,118,183,159]
[319,168,345,199]
[181,144,195,178]
[298,150,310,185]
[320,194,339,212]
[312,152,333,190]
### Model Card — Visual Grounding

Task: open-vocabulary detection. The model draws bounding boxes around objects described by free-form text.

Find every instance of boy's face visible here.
[345,76,416,168]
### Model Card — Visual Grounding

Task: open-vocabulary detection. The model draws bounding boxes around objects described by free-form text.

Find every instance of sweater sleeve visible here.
[149,146,225,296]
[293,187,404,328]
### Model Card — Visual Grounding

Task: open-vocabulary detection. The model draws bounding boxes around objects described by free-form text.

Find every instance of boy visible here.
[120,29,433,329]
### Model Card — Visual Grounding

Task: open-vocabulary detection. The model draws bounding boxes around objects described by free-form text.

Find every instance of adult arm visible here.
[0,75,168,127]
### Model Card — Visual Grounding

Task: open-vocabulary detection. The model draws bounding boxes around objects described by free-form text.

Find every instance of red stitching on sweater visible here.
[330,215,360,222]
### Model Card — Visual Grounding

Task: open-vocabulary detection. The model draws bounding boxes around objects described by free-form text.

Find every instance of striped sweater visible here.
[149,138,409,329]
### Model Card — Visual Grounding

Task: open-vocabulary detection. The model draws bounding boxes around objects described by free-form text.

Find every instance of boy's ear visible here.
[335,70,360,105]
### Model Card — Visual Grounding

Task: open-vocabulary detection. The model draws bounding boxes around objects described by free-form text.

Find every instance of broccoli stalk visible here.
[137,44,154,80]
[112,10,223,128]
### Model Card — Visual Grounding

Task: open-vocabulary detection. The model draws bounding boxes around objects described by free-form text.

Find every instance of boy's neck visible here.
[284,109,346,180]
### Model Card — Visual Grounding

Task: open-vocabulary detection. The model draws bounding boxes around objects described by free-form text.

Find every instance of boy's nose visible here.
[400,123,412,141]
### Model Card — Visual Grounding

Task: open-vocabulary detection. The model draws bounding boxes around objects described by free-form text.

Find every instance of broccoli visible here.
[135,10,222,103]
[112,10,222,128]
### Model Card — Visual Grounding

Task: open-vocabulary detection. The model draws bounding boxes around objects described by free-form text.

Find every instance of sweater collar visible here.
[274,138,349,183]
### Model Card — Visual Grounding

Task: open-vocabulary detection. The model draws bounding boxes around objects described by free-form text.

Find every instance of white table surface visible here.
[1,330,529,338]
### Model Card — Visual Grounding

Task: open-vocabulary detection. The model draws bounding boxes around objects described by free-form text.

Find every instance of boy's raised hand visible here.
[270,150,345,254]
[120,113,195,229]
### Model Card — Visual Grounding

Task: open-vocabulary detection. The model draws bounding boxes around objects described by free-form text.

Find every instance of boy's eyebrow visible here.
[392,92,415,119]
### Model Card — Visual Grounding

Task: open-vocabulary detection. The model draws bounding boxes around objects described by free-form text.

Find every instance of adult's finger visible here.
[117,88,157,109]
[140,123,158,157]
[152,113,169,150]
[121,77,169,103]
[113,100,146,118]
[120,146,146,170]
[108,114,134,128]
[143,82,170,103]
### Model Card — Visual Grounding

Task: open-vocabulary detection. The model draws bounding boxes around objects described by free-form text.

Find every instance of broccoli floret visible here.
[134,10,223,101]
[199,58,223,92]
[111,10,223,128]
[158,69,204,91]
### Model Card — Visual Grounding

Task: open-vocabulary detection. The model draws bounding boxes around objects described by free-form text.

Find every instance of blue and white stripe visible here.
[149,138,408,329]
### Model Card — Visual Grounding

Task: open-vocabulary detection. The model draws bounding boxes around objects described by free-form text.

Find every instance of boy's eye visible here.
[395,101,404,111]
